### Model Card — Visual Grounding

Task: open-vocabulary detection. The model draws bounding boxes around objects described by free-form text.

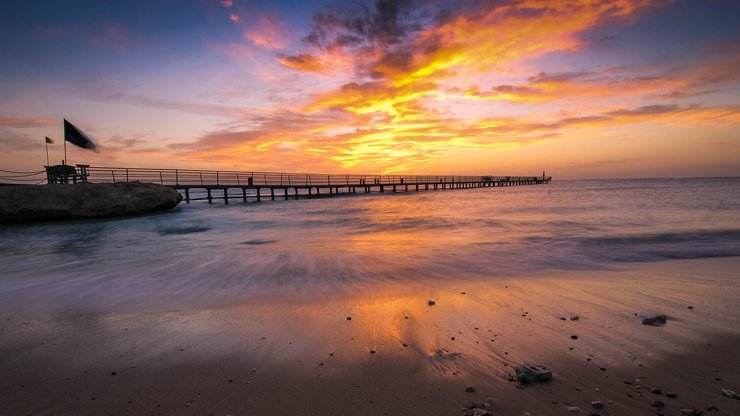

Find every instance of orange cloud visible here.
[229,14,240,23]
[188,0,738,175]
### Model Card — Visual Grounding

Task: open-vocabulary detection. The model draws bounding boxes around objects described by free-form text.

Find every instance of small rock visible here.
[465,386,476,392]
[681,409,703,416]
[110,371,117,376]
[428,299,436,306]
[651,400,665,408]
[642,315,667,326]
[666,392,678,398]
[570,315,579,321]
[652,387,662,394]
[566,406,583,413]
[346,316,351,320]
[514,364,552,385]
[560,317,567,321]
[687,306,694,309]
[707,406,718,411]
[369,350,376,354]
[570,335,578,340]
[721,389,737,399]
[591,401,604,409]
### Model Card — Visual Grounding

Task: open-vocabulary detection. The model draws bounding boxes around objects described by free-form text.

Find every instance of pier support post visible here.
[242,188,247,202]
[256,188,261,201]
[184,188,190,203]
[270,188,275,200]
[207,188,212,204]
[224,189,228,204]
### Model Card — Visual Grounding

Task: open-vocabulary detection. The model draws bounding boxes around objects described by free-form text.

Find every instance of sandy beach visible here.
[2,257,739,415]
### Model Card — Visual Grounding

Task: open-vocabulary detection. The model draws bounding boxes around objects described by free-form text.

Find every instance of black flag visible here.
[63,119,97,150]
[45,136,54,144]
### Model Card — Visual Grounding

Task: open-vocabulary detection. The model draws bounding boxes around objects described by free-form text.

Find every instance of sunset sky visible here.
[1,0,738,179]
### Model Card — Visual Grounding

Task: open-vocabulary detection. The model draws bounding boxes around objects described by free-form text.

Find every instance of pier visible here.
[2,166,552,203]
[82,167,552,203]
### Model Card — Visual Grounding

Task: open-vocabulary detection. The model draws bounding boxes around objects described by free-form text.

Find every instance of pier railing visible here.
[83,166,548,187]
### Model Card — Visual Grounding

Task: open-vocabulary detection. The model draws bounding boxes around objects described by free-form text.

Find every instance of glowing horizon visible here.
[0,0,738,179]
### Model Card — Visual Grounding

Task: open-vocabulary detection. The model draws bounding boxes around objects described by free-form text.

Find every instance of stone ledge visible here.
[0,182,183,224]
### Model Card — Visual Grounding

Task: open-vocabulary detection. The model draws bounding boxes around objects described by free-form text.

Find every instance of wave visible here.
[577,229,740,262]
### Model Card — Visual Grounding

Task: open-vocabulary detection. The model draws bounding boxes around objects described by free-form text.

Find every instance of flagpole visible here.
[63,119,67,165]
[45,139,50,166]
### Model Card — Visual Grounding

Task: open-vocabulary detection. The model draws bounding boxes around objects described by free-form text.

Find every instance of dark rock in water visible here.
[591,401,604,409]
[666,392,678,398]
[681,409,704,416]
[570,315,579,321]
[514,364,552,385]
[652,387,663,395]
[0,182,182,223]
[650,400,665,408]
[465,386,476,392]
[570,335,578,340]
[428,299,436,306]
[642,315,668,326]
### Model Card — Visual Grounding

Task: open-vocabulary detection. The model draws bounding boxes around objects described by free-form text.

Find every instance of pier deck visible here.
[82,167,552,203]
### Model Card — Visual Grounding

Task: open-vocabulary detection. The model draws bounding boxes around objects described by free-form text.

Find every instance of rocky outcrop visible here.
[0,182,182,223]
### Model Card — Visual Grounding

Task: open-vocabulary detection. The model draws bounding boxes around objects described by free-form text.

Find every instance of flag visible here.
[45,136,54,144]
[63,118,97,150]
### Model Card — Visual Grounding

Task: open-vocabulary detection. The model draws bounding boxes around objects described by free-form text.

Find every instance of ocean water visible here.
[1,177,739,313]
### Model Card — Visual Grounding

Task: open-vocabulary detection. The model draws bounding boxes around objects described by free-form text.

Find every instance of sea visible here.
[1,177,739,313]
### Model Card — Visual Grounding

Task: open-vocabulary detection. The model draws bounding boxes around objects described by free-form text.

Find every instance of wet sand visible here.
[2,258,740,415]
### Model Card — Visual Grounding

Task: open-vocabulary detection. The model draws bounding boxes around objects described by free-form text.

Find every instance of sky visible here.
[0,0,739,179]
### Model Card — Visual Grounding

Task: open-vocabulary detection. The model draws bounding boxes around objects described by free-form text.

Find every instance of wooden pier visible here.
[77,167,551,203]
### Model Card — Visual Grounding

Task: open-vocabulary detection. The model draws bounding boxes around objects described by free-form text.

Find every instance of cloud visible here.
[230,14,240,23]
[278,54,330,74]
[245,16,290,50]
[172,1,739,174]
[221,0,233,8]
[0,118,58,128]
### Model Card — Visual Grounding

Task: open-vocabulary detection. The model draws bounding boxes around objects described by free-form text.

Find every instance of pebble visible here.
[721,389,737,399]
[570,335,578,340]
[642,315,667,326]
[666,392,678,398]
[370,350,376,354]
[566,406,583,413]
[465,386,476,392]
[591,401,604,409]
[428,299,436,306]
[110,371,117,376]
[680,409,702,416]
[346,316,351,320]
[570,315,579,321]
[650,401,665,408]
